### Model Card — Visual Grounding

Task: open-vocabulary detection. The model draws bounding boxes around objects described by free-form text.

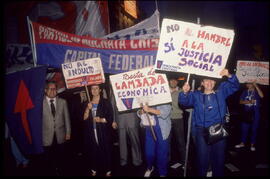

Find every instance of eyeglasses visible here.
[47,88,57,91]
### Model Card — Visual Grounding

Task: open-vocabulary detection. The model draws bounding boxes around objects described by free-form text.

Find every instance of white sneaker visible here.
[206,170,212,177]
[90,169,97,176]
[235,143,245,148]
[250,146,256,151]
[170,162,182,169]
[144,167,154,177]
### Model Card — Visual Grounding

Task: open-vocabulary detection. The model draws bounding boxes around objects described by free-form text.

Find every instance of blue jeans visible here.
[194,126,226,176]
[240,110,260,144]
[145,121,169,176]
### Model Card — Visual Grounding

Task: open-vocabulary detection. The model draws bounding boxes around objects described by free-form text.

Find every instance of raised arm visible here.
[218,69,240,98]
[83,102,92,120]
[178,82,194,107]
[253,82,264,98]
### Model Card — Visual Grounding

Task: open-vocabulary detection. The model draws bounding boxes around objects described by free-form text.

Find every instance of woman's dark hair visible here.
[88,84,104,100]
[199,79,219,92]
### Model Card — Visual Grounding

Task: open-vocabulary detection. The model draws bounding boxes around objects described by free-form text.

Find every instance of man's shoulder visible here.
[56,97,67,103]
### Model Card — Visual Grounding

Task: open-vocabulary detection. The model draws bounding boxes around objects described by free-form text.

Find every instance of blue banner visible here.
[31,21,158,74]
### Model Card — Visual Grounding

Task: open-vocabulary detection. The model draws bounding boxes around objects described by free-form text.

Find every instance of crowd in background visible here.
[4,68,268,177]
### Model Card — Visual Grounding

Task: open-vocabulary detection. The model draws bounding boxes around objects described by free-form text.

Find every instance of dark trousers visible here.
[169,118,186,164]
[194,126,226,176]
[240,110,260,144]
[119,127,142,166]
[43,134,65,174]
[84,134,112,174]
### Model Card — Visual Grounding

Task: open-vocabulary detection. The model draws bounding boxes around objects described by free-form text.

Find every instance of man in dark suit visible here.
[42,81,71,175]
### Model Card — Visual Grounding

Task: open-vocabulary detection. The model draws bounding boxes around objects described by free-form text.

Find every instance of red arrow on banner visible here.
[14,80,34,144]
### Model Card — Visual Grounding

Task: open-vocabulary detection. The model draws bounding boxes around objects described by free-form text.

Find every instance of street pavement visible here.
[3,113,269,176]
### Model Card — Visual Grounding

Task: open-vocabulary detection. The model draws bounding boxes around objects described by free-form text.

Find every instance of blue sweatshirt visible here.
[179,75,239,127]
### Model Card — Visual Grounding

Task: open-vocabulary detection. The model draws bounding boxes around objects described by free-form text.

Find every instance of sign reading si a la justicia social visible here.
[155,18,235,78]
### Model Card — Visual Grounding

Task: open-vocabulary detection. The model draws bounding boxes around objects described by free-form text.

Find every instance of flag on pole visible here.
[5,1,110,43]
[4,65,47,155]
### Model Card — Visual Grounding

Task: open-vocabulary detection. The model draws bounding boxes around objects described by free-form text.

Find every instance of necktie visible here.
[50,99,56,117]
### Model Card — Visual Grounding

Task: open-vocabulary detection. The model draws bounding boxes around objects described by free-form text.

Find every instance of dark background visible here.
[139,1,269,66]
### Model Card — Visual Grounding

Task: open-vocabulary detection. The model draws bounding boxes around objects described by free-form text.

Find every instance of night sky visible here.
[139,1,270,66]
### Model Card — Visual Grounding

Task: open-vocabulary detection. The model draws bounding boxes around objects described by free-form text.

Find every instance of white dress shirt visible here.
[46,96,57,111]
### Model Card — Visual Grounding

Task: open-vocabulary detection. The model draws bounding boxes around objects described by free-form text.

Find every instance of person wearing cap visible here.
[168,76,186,168]
[179,69,240,176]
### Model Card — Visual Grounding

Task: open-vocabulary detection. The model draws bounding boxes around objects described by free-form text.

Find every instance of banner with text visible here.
[236,60,269,85]
[103,9,160,40]
[5,44,34,74]
[110,66,172,112]
[155,18,235,78]
[31,21,158,74]
[62,58,105,89]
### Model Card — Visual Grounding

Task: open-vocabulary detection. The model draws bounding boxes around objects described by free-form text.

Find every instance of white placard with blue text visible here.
[155,18,235,78]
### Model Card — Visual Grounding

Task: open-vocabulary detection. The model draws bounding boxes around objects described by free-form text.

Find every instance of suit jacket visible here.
[110,93,139,129]
[42,96,71,146]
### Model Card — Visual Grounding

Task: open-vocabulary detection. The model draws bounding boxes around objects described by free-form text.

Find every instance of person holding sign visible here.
[83,84,113,177]
[179,69,239,176]
[137,103,171,177]
[235,82,264,152]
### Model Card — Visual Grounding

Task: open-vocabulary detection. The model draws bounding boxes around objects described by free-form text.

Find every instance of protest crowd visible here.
[4,67,268,177]
[4,1,269,177]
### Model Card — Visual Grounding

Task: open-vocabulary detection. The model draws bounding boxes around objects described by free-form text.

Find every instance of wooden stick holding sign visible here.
[84,84,91,103]
[145,113,157,141]
[84,83,99,145]
[141,103,157,141]
[184,16,201,177]
[186,73,191,84]
[61,58,106,146]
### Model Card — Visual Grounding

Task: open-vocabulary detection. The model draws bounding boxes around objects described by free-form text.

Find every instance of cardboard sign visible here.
[236,60,269,85]
[155,18,235,78]
[62,57,105,89]
[110,66,172,112]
